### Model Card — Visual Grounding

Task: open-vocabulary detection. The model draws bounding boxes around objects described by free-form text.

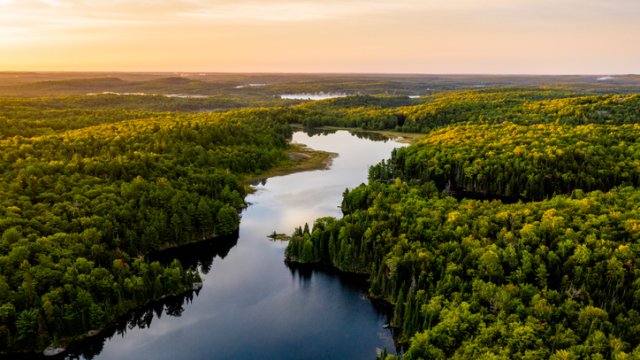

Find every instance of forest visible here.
[0,98,292,353]
[2,74,640,358]
[286,89,640,358]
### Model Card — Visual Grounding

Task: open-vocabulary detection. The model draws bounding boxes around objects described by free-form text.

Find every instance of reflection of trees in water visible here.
[304,127,337,137]
[351,131,389,142]
[64,233,238,359]
[287,262,313,289]
[148,231,239,273]
[303,128,390,142]
[286,261,370,293]
[65,293,198,359]
[285,261,401,353]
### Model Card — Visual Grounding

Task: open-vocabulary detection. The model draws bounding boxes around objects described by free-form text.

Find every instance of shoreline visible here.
[245,142,338,189]
[3,127,401,358]
[292,125,425,144]
[2,131,341,359]
[284,259,405,348]
[246,125,420,191]
[2,287,202,359]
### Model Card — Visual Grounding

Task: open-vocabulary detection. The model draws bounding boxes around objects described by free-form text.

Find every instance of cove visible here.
[64,130,406,360]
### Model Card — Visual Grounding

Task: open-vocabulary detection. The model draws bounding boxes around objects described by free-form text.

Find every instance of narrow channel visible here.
[68,130,406,360]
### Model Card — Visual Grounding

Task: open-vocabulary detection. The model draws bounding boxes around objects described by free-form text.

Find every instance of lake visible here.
[279,93,348,100]
[64,130,406,360]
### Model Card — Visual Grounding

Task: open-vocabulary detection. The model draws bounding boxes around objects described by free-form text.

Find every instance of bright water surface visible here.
[279,93,348,100]
[68,130,405,360]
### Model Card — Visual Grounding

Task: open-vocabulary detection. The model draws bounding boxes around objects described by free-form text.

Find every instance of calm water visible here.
[67,130,405,360]
[280,93,348,100]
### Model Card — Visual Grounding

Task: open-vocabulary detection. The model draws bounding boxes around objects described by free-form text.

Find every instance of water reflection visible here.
[351,131,391,142]
[63,294,199,360]
[287,262,368,291]
[63,130,405,360]
[149,232,239,273]
[303,127,390,142]
[60,234,240,360]
[286,263,402,355]
[279,93,348,100]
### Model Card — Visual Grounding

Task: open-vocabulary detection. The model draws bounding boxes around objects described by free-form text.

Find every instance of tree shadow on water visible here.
[58,233,239,359]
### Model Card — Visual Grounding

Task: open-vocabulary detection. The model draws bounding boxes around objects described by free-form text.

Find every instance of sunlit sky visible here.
[1,0,639,74]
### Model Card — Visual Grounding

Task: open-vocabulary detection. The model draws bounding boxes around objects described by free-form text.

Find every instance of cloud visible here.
[163,0,533,23]
[0,0,535,24]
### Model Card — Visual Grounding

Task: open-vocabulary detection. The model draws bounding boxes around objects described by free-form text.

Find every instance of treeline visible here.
[0,104,292,353]
[394,91,640,131]
[6,90,638,140]
[288,183,640,358]
[0,95,298,139]
[286,89,640,358]
[0,98,156,139]
[370,123,640,200]
[285,91,640,132]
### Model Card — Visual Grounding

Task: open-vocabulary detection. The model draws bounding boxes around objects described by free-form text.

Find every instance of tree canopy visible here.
[0,98,291,353]
[286,89,640,359]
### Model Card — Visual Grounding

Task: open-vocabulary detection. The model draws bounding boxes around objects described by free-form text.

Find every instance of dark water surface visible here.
[70,130,405,360]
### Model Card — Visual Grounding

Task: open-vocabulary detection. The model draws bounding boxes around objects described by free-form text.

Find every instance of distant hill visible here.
[1,72,640,97]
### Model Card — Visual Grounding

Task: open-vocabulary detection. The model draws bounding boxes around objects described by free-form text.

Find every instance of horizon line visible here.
[1,70,638,77]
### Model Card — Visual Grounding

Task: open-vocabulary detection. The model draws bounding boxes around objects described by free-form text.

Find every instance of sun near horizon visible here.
[1,0,639,74]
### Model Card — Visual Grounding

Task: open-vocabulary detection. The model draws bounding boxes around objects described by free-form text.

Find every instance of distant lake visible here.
[62,130,405,360]
[86,92,210,98]
[280,93,348,100]
[234,83,267,88]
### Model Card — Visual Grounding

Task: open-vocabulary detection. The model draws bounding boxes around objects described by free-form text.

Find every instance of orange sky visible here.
[1,0,639,74]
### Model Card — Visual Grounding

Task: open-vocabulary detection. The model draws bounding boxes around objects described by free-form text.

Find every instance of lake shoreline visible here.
[37,129,400,360]
[290,124,425,144]
[284,259,404,349]
[245,142,338,189]
[1,286,205,359]
[0,134,340,359]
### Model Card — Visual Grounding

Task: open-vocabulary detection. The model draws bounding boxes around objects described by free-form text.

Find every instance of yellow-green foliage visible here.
[370,123,640,199]
[287,90,640,132]
[288,89,640,358]
[0,99,291,352]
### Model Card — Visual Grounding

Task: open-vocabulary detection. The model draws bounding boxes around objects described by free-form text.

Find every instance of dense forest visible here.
[0,98,292,353]
[370,123,640,200]
[3,77,640,358]
[289,91,640,131]
[286,90,640,358]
